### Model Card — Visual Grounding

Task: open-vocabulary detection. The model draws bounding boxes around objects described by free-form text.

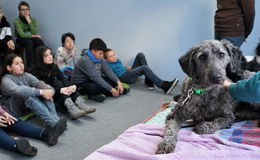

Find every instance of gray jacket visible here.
[1,72,53,98]
[71,54,119,91]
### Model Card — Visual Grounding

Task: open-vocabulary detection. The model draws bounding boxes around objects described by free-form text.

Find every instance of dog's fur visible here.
[247,42,260,72]
[156,40,260,154]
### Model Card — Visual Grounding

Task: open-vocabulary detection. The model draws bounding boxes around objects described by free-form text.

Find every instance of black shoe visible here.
[42,117,67,146]
[89,94,106,103]
[14,138,38,156]
[122,88,130,95]
[161,78,179,94]
[145,78,155,90]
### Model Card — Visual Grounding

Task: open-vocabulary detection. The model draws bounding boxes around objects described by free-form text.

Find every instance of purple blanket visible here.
[84,124,260,160]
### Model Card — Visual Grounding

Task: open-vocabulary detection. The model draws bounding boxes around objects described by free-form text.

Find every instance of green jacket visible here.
[14,17,38,38]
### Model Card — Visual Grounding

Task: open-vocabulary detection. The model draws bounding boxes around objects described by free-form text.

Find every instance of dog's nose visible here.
[211,74,222,83]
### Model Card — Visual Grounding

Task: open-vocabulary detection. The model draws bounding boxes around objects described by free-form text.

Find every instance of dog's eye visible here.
[198,54,207,61]
[219,52,225,57]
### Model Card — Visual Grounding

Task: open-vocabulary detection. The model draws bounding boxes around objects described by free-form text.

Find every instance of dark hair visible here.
[34,45,52,65]
[1,54,22,77]
[30,46,59,83]
[89,38,107,52]
[18,1,30,10]
[61,32,75,47]
[104,48,113,59]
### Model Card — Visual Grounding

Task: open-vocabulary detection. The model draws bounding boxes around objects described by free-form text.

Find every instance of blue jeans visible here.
[25,96,59,127]
[119,52,163,87]
[215,35,245,47]
[0,117,43,151]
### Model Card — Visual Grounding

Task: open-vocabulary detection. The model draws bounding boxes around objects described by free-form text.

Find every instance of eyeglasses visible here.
[20,8,29,11]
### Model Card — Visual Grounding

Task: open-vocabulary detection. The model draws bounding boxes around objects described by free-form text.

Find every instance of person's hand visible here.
[126,66,132,70]
[60,87,70,96]
[223,80,232,90]
[117,81,124,94]
[24,15,31,23]
[42,89,54,101]
[110,88,119,97]
[7,40,15,50]
[3,112,17,125]
[0,116,8,127]
[68,85,77,93]
[32,35,42,39]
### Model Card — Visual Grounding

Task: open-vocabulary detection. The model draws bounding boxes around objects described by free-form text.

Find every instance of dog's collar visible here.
[192,88,206,94]
[188,77,206,94]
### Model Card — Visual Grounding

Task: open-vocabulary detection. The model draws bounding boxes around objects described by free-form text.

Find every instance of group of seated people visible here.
[0,1,179,156]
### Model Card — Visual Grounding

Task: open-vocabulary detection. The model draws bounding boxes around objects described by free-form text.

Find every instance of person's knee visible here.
[137,52,145,58]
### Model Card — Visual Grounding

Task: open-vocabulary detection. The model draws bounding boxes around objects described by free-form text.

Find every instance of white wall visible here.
[0,0,259,81]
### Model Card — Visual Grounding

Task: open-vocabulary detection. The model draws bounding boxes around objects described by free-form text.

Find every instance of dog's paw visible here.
[155,141,175,154]
[193,122,215,134]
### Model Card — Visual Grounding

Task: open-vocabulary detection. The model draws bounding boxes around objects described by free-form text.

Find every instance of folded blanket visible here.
[215,120,260,147]
[84,124,260,160]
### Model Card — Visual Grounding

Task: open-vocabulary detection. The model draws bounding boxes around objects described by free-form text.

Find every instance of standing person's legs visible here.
[214,35,245,47]
[16,38,34,68]
[25,96,58,127]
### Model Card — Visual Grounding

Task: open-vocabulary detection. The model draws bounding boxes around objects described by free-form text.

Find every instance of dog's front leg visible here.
[156,116,182,154]
[193,114,234,134]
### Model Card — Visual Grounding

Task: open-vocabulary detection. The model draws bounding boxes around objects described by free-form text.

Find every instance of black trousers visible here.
[77,77,117,97]
[16,37,44,68]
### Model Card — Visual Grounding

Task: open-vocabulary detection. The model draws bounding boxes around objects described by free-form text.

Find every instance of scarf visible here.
[0,16,10,28]
[19,15,29,24]
[86,49,101,63]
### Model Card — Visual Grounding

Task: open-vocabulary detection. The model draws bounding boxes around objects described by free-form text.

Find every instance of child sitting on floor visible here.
[0,54,67,128]
[30,46,96,119]
[54,32,81,79]
[104,49,179,94]
[0,105,66,156]
[71,38,130,102]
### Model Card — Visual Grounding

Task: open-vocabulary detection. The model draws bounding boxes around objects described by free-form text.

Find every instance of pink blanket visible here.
[84,124,260,160]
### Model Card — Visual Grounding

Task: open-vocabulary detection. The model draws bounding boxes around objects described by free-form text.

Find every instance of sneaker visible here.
[145,78,154,90]
[89,94,106,103]
[146,83,155,90]
[122,88,130,95]
[161,78,179,94]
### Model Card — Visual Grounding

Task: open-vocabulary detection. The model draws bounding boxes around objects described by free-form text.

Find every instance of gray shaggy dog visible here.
[156,40,260,154]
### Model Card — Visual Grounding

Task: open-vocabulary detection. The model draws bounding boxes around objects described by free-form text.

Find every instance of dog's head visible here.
[179,40,246,86]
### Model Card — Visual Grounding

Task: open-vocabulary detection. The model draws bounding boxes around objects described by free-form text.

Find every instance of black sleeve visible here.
[56,68,72,87]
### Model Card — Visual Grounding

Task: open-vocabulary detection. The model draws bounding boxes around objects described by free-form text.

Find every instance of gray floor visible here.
[0,81,181,160]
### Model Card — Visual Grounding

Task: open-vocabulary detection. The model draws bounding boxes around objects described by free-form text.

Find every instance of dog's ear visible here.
[221,39,247,81]
[178,47,198,77]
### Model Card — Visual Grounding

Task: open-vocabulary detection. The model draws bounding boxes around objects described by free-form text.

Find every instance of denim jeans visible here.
[215,35,245,47]
[0,117,43,151]
[25,96,59,127]
[119,52,163,87]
